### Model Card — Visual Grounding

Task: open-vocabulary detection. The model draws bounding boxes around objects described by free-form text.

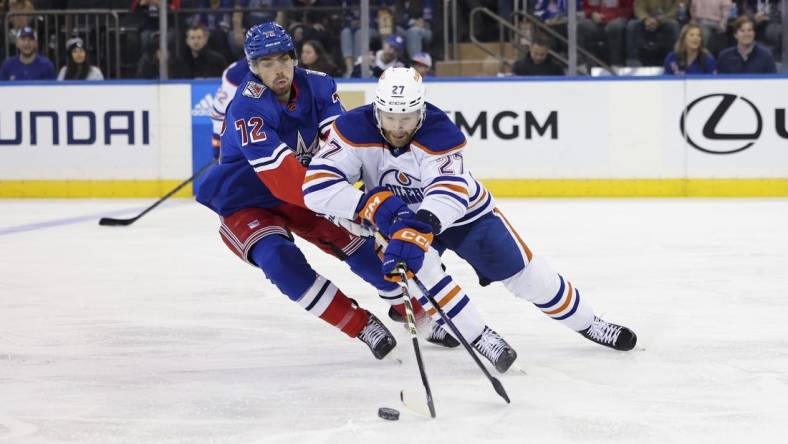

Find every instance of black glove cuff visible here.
[415,209,441,234]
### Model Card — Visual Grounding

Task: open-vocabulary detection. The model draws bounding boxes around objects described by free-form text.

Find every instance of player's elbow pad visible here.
[415,209,442,234]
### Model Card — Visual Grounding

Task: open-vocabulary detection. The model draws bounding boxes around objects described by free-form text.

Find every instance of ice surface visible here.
[1,198,787,444]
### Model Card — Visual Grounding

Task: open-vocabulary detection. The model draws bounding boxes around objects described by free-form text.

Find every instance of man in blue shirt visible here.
[717,16,777,74]
[0,27,56,81]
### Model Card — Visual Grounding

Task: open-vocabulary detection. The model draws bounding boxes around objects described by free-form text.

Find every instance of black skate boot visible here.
[426,323,460,348]
[388,306,459,348]
[357,311,397,359]
[388,305,405,323]
[472,326,518,373]
[579,316,637,351]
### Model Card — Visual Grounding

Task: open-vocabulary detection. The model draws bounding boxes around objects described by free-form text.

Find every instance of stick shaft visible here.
[99,159,216,226]
[395,263,437,418]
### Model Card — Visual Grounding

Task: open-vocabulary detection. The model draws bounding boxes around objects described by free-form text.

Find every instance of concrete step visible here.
[458,42,515,60]
[435,58,512,77]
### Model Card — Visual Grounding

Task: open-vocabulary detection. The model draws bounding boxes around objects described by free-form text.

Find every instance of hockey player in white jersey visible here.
[209,57,249,156]
[303,67,637,361]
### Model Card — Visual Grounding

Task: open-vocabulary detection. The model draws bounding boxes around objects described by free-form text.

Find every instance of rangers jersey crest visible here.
[243,81,265,99]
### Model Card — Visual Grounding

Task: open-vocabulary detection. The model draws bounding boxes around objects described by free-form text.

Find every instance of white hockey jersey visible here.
[210,58,249,142]
[303,102,494,233]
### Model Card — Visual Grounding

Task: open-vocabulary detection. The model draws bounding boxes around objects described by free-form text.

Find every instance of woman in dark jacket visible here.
[299,40,343,77]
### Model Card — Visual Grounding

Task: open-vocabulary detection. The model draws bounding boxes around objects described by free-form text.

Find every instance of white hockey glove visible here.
[323,214,374,237]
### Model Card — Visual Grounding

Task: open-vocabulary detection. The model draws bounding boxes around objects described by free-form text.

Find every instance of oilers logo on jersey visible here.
[380,169,424,204]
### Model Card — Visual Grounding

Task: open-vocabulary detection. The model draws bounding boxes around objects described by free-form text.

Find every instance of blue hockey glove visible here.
[357,186,413,236]
[381,218,434,282]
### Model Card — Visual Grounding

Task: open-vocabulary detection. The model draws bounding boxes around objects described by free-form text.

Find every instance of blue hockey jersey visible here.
[197,67,344,216]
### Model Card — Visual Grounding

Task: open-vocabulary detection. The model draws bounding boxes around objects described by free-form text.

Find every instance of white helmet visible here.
[374,67,426,137]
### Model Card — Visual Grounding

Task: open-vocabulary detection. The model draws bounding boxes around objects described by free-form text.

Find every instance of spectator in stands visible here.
[182,0,234,59]
[5,0,36,49]
[689,0,733,55]
[351,33,404,78]
[0,0,5,51]
[0,26,56,80]
[131,0,181,55]
[577,0,633,67]
[512,32,565,76]
[289,22,308,53]
[663,22,716,74]
[136,40,161,78]
[56,37,104,80]
[716,15,776,73]
[300,39,342,77]
[626,0,681,66]
[396,0,433,57]
[531,0,583,53]
[173,24,227,78]
[341,0,392,77]
[740,0,782,61]
[227,4,246,58]
[288,0,341,44]
[240,0,290,31]
[410,51,432,76]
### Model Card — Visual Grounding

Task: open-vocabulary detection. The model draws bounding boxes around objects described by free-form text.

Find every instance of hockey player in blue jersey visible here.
[196,23,414,361]
[304,67,637,359]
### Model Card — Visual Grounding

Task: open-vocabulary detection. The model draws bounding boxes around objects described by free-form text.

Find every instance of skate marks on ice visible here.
[0,416,39,442]
[1,199,788,443]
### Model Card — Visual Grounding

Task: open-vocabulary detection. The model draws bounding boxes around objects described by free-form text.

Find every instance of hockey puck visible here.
[378,407,400,421]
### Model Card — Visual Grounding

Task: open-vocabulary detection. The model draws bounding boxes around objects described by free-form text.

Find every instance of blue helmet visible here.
[244,22,296,68]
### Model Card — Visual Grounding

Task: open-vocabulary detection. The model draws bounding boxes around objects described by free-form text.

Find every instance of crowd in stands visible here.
[0,0,783,81]
[513,0,782,75]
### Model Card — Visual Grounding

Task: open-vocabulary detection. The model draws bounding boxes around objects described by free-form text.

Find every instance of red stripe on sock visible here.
[319,290,369,337]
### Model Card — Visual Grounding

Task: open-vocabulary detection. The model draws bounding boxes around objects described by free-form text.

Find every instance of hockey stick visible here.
[98,159,217,226]
[409,272,510,404]
[394,262,437,418]
[374,232,510,404]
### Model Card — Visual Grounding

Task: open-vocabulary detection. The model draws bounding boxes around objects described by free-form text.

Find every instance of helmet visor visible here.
[378,110,421,132]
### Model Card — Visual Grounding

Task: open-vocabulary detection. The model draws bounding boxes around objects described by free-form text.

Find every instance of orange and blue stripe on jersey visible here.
[534,274,580,320]
[303,164,349,195]
[424,175,469,207]
[455,182,493,225]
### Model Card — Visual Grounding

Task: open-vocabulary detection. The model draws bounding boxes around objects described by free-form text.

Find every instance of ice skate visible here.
[426,323,460,348]
[579,316,637,351]
[472,326,518,373]
[357,311,397,359]
[388,306,459,348]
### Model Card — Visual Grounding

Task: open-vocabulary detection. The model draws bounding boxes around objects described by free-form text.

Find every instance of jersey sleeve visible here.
[411,117,471,232]
[415,149,472,232]
[229,100,307,207]
[302,122,365,220]
[211,66,241,149]
[313,74,344,140]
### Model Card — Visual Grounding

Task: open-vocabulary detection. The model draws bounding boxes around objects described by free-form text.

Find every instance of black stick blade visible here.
[491,377,510,404]
[98,217,136,226]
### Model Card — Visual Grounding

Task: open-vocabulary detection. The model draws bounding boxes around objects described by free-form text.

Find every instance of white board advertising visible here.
[340,78,788,180]
[0,84,191,180]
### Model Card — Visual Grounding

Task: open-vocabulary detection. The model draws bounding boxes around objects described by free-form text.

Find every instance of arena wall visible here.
[2,76,787,198]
